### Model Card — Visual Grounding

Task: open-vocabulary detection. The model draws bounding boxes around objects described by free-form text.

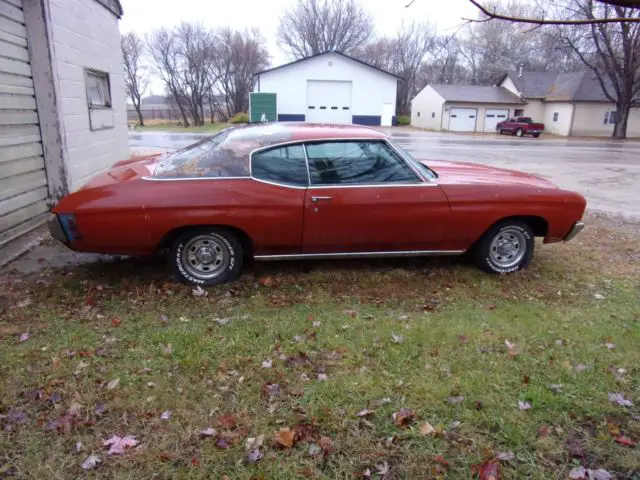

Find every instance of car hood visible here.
[422,159,557,189]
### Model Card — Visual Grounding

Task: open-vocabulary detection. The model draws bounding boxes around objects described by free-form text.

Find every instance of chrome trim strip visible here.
[563,221,585,242]
[141,176,249,182]
[254,250,465,261]
[307,182,434,190]
[250,176,307,190]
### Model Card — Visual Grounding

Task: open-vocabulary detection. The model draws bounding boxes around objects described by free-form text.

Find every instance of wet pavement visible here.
[128,129,640,218]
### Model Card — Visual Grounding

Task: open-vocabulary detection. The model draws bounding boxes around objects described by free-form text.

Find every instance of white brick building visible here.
[0,0,128,264]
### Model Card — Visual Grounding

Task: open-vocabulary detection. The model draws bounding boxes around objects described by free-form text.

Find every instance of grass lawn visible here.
[132,122,230,133]
[1,214,639,479]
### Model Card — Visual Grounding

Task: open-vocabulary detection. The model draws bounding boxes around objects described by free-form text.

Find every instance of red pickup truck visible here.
[496,117,545,138]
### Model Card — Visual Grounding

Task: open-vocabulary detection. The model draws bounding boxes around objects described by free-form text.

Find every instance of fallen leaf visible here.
[215,437,230,449]
[375,460,390,476]
[19,332,30,342]
[475,460,499,480]
[94,403,107,416]
[318,436,334,455]
[357,409,375,418]
[392,408,415,428]
[518,400,532,410]
[312,321,321,327]
[474,400,484,410]
[504,339,515,349]
[594,293,605,300]
[76,441,83,453]
[537,425,551,437]
[81,453,101,470]
[574,364,588,372]
[391,332,405,344]
[447,396,464,405]
[245,435,264,451]
[192,286,207,297]
[259,276,274,287]
[247,448,262,463]
[458,335,469,344]
[589,469,613,480]
[418,422,436,436]
[217,413,238,430]
[200,427,217,437]
[308,442,322,456]
[161,343,172,354]
[604,342,615,350]
[569,467,587,479]
[317,373,328,381]
[373,397,392,407]
[274,427,295,448]
[160,410,172,420]
[497,451,515,461]
[67,401,83,416]
[106,378,120,390]
[343,309,358,318]
[570,467,612,480]
[214,317,230,326]
[614,435,637,447]
[565,437,584,457]
[261,383,281,401]
[111,318,121,327]
[103,435,138,455]
[548,384,563,394]
[261,359,272,369]
[608,392,633,407]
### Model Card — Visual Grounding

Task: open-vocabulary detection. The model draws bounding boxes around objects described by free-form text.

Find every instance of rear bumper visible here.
[563,221,585,242]
[47,214,68,244]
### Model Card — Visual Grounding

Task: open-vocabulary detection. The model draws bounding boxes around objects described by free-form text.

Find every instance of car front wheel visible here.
[170,228,243,286]
[474,221,534,274]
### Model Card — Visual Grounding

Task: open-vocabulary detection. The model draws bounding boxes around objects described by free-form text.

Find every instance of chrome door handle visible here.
[310,196,332,203]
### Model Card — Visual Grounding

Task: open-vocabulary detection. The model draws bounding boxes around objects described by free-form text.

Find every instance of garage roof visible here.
[430,85,524,104]
[255,51,402,80]
[500,71,615,102]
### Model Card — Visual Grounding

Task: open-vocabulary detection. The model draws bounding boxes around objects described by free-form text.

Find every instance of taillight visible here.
[58,214,82,240]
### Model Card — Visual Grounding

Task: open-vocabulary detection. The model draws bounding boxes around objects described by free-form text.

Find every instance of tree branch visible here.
[464,0,640,24]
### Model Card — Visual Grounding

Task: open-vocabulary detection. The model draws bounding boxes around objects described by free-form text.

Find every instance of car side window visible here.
[305,141,419,186]
[251,145,308,186]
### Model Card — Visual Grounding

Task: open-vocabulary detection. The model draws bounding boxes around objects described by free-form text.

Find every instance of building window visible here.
[416,112,420,117]
[604,111,617,124]
[431,112,436,118]
[514,109,524,117]
[553,112,559,122]
[85,70,111,108]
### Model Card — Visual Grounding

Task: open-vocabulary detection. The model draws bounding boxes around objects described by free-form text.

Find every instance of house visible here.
[410,84,525,133]
[1,0,128,264]
[411,70,640,136]
[252,51,401,126]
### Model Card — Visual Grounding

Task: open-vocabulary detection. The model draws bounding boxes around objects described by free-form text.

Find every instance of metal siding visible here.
[249,93,277,123]
[0,0,48,265]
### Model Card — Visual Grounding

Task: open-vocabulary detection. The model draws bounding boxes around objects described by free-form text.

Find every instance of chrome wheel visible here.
[489,228,527,269]
[181,235,229,280]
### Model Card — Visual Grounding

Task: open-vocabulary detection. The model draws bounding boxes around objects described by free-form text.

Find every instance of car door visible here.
[249,144,308,255]
[302,140,451,254]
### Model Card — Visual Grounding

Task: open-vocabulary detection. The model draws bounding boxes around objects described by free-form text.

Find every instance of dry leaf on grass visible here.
[200,427,217,437]
[608,392,633,407]
[274,427,295,448]
[103,435,138,455]
[81,453,101,470]
[614,435,637,447]
[418,422,435,436]
[357,409,375,418]
[392,408,415,428]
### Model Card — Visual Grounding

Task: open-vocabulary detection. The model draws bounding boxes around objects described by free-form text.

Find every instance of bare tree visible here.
[277,0,374,58]
[418,36,470,87]
[121,32,148,126]
[462,0,640,24]
[213,28,270,115]
[147,28,191,127]
[560,0,640,137]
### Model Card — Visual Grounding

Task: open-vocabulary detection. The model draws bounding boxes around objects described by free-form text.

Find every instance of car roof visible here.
[153,123,389,179]
[234,122,388,145]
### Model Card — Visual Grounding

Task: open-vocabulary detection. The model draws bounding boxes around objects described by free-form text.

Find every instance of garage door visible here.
[484,109,509,132]
[0,0,48,264]
[449,108,477,132]
[306,80,352,124]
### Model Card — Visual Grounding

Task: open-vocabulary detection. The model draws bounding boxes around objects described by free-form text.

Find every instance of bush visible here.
[230,112,249,124]
[396,116,410,126]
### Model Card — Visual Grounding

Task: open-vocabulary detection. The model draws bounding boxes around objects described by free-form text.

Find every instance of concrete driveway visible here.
[129,129,640,218]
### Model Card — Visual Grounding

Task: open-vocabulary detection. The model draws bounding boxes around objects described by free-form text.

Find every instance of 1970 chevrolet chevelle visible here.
[48,123,586,285]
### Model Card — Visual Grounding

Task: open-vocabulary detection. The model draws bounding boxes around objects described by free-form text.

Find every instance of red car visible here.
[496,117,545,138]
[49,123,585,285]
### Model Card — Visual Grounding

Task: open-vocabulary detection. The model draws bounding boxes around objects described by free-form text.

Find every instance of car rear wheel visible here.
[474,221,534,274]
[515,128,524,137]
[170,228,243,286]
[532,132,540,138]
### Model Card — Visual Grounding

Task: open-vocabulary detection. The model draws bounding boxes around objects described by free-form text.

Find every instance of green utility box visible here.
[249,93,277,123]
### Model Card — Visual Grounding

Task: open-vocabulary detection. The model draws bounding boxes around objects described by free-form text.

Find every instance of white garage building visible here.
[411,84,525,132]
[253,51,400,126]
[1,0,128,264]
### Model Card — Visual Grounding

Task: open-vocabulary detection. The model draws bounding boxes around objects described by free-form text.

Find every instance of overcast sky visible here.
[119,0,481,95]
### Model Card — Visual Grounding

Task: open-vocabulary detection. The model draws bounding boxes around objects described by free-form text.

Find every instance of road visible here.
[128,129,640,218]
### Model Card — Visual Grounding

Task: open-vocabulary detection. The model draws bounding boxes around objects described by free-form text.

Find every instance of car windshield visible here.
[153,125,294,178]
[390,142,437,180]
